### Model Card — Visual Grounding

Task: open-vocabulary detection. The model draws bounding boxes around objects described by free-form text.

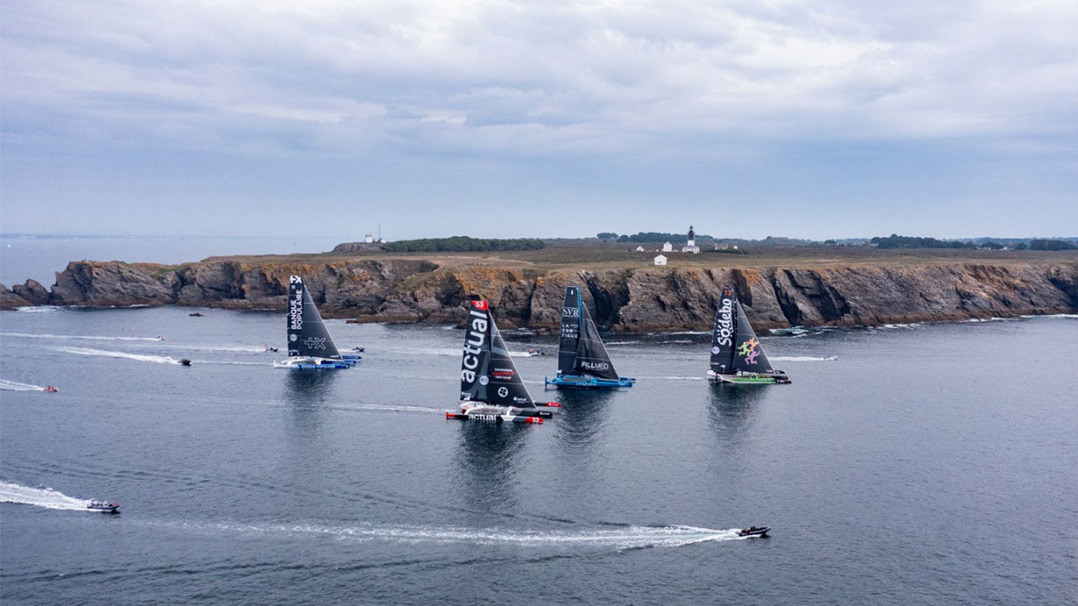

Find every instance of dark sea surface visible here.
[2,307,1076,605]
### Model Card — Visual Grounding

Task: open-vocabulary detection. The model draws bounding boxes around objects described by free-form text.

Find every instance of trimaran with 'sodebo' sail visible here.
[708,286,790,384]
[545,286,635,389]
[447,299,560,424]
[273,276,360,370]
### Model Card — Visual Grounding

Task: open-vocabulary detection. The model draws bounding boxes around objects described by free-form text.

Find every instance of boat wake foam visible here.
[0,481,89,511]
[53,346,180,365]
[0,379,50,391]
[3,332,164,341]
[770,356,837,362]
[173,521,743,549]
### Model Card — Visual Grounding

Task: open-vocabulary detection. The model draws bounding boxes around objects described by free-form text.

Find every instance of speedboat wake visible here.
[53,346,180,365]
[173,521,743,550]
[0,481,91,511]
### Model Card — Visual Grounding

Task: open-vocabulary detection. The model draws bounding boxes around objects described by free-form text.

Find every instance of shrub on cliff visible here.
[381,236,544,252]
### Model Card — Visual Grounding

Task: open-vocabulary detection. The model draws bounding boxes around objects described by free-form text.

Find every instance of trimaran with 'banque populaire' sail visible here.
[545,286,635,389]
[447,299,559,424]
[708,286,790,384]
[273,276,360,370]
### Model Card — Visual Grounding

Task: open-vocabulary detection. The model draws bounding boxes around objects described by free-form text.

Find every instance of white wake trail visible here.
[176,521,743,549]
[0,481,91,511]
[53,346,180,365]
[770,356,838,362]
[3,332,164,341]
[0,379,50,391]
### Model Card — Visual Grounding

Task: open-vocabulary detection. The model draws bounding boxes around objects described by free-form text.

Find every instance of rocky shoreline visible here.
[3,257,1077,332]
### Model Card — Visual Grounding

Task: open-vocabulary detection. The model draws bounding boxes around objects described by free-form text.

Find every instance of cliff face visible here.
[3,258,1077,331]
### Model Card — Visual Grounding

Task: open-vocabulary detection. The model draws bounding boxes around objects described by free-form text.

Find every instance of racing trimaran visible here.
[708,286,790,384]
[545,286,635,389]
[447,299,558,424]
[273,276,360,370]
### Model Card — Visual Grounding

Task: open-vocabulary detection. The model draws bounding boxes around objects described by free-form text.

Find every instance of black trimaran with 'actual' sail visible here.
[545,286,635,389]
[708,286,790,384]
[447,299,558,424]
[274,276,359,370]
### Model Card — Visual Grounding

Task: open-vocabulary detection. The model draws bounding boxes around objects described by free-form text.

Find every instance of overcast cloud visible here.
[2,0,1075,239]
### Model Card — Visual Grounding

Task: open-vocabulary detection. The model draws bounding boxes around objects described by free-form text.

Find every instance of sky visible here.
[1,0,1076,240]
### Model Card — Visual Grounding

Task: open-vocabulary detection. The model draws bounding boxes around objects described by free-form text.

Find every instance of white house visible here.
[364,234,374,243]
[635,245,645,252]
[661,242,673,252]
[654,254,668,266]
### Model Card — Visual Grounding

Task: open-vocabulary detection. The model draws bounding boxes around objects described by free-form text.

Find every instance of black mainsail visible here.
[558,286,619,380]
[460,299,535,408]
[287,276,342,360]
[710,286,776,375]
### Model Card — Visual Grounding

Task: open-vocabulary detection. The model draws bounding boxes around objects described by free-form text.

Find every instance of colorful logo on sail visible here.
[738,337,760,365]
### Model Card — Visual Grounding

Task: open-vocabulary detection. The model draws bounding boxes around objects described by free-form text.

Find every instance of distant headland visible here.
[3,236,1076,333]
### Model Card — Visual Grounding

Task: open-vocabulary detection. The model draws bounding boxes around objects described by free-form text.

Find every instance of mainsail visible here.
[558,286,619,380]
[287,276,342,360]
[710,286,775,374]
[459,300,535,408]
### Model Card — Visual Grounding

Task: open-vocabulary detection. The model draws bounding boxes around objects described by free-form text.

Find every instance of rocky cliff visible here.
[4,258,1077,331]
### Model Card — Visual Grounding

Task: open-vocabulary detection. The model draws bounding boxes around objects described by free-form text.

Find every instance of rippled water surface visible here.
[2,308,1076,605]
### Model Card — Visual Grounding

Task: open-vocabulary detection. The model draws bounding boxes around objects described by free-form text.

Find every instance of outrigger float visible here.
[708,286,790,385]
[447,299,560,424]
[274,276,358,370]
[545,286,635,390]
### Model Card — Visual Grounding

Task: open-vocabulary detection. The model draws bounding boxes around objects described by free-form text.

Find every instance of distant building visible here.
[662,242,673,252]
[714,243,729,250]
[364,234,374,243]
[682,225,700,254]
[635,245,646,252]
[654,254,668,266]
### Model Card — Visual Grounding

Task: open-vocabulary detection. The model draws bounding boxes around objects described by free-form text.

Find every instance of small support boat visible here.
[738,526,770,538]
[179,358,192,366]
[86,500,120,514]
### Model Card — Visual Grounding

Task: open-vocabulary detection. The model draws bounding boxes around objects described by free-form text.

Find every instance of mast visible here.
[287,276,342,359]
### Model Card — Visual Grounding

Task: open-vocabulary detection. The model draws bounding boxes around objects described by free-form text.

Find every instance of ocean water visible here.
[0,234,350,287]
[1,308,1076,605]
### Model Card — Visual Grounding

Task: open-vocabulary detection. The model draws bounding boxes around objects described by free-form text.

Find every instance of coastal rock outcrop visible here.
[5,257,1077,331]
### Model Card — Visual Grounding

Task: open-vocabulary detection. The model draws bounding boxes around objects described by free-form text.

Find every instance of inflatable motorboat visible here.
[738,526,770,538]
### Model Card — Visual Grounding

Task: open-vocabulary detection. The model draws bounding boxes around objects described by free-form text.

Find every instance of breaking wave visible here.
[53,346,180,365]
[3,332,164,341]
[0,379,50,391]
[0,481,90,511]
[172,521,743,549]
[14,306,61,313]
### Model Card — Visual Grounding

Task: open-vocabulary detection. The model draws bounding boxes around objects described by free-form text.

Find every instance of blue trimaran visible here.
[545,286,635,389]
[274,276,360,370]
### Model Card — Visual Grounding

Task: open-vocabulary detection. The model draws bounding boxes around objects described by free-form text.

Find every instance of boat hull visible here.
[738,526,770,538]
[446,411,543,424]
[708,371,790,384]
[273,358,352,370]
[545,375,635,389]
